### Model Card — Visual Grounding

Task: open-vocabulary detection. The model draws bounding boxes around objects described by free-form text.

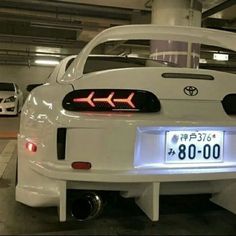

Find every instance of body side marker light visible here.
[72,161,92,170]
[26,142,37,153]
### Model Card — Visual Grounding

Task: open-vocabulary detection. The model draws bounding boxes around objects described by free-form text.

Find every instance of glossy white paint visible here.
[16,25,236,222]
[46,55,76,84]
[61,25,236,81]
[0,83,23,115]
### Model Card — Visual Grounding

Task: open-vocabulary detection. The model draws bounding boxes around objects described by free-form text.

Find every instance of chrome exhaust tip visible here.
[71,192,103,221]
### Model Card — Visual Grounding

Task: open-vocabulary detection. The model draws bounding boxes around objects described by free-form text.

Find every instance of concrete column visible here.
[150,0,202,68]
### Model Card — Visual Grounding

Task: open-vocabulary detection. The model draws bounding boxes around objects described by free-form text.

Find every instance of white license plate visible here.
[165,131,224,164]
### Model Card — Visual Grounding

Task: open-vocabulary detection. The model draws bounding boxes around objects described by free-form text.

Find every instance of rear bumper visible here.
[30,160,236,183]
[17,123,236,222]
[16,160,236,222]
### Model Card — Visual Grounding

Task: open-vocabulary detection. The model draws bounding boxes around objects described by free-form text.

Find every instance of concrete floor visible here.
[0,116,19,138]
[1,118,236,234]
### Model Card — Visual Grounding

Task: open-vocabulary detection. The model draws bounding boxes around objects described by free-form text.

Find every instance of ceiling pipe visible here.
[0,0,135,19]
[0,7,129,27]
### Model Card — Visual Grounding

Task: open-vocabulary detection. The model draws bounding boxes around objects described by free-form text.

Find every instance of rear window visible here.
[84,56,176,74]
[84,39,236,74]
[65,58,75,71]
[0,83,15,91]
[62,37,235,83]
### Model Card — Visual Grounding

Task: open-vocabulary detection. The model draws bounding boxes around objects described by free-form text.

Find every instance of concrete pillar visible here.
[150,0,202,68]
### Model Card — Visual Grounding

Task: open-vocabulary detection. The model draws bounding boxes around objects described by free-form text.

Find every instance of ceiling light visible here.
[34,59,59,65]
[213,53,229,61]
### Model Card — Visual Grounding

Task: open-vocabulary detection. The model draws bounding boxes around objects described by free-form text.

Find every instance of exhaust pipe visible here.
[71,192,103,221]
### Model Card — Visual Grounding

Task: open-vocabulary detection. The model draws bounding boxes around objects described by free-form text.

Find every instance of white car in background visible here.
[16,25,236,222]
[0,82,23,115]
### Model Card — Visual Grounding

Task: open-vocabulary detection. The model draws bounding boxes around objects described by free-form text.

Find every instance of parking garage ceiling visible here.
[0,0,235,68]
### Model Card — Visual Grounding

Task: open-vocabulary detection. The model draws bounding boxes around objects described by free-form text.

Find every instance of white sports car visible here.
[0,82,23,115]
[16,25,236,222]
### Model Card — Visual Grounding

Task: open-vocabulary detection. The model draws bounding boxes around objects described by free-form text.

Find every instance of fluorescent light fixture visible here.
[35,53,61,58]
[128,53,139,58]
[213,53,229,61]
[35,59,59,65]
[199,58,207,64]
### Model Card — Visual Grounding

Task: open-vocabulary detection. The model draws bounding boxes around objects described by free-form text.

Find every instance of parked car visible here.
[0,82,23,115]
[16,25,236,222]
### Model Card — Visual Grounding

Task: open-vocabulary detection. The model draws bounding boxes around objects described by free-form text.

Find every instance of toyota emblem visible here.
[184,86,198,96]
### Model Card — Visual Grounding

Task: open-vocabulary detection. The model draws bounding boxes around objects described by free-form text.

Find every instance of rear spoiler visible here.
[61,25,236,80]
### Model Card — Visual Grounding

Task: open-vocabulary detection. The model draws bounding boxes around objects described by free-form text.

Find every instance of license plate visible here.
[165,131,224,164]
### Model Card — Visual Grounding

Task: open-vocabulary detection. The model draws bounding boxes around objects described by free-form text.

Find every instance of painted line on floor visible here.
[0,140,17,178]
[0,132,17,139]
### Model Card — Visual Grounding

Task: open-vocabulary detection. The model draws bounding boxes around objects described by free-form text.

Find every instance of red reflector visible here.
[26,142,37,152]
[71,162,92,170]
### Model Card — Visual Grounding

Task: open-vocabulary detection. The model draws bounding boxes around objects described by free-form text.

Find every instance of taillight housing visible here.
[222,94,236,115]
[62,89,160,112]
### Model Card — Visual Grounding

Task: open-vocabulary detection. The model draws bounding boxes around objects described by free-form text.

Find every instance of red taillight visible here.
[73,91,135,109]
[73,92,95,107]
[93,92,115,107]
[72,162,92,170]
[26,142,37,153]
[113,92,135,108]
[63,89,161,112]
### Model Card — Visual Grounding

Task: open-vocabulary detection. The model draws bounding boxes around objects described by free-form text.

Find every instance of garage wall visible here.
[0,65,54,100]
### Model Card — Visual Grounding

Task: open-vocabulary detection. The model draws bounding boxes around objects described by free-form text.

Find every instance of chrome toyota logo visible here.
[184,86,198,96]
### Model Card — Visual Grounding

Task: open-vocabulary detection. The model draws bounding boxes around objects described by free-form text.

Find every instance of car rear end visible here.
[16,66,236,221]
[16,24,236,222]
